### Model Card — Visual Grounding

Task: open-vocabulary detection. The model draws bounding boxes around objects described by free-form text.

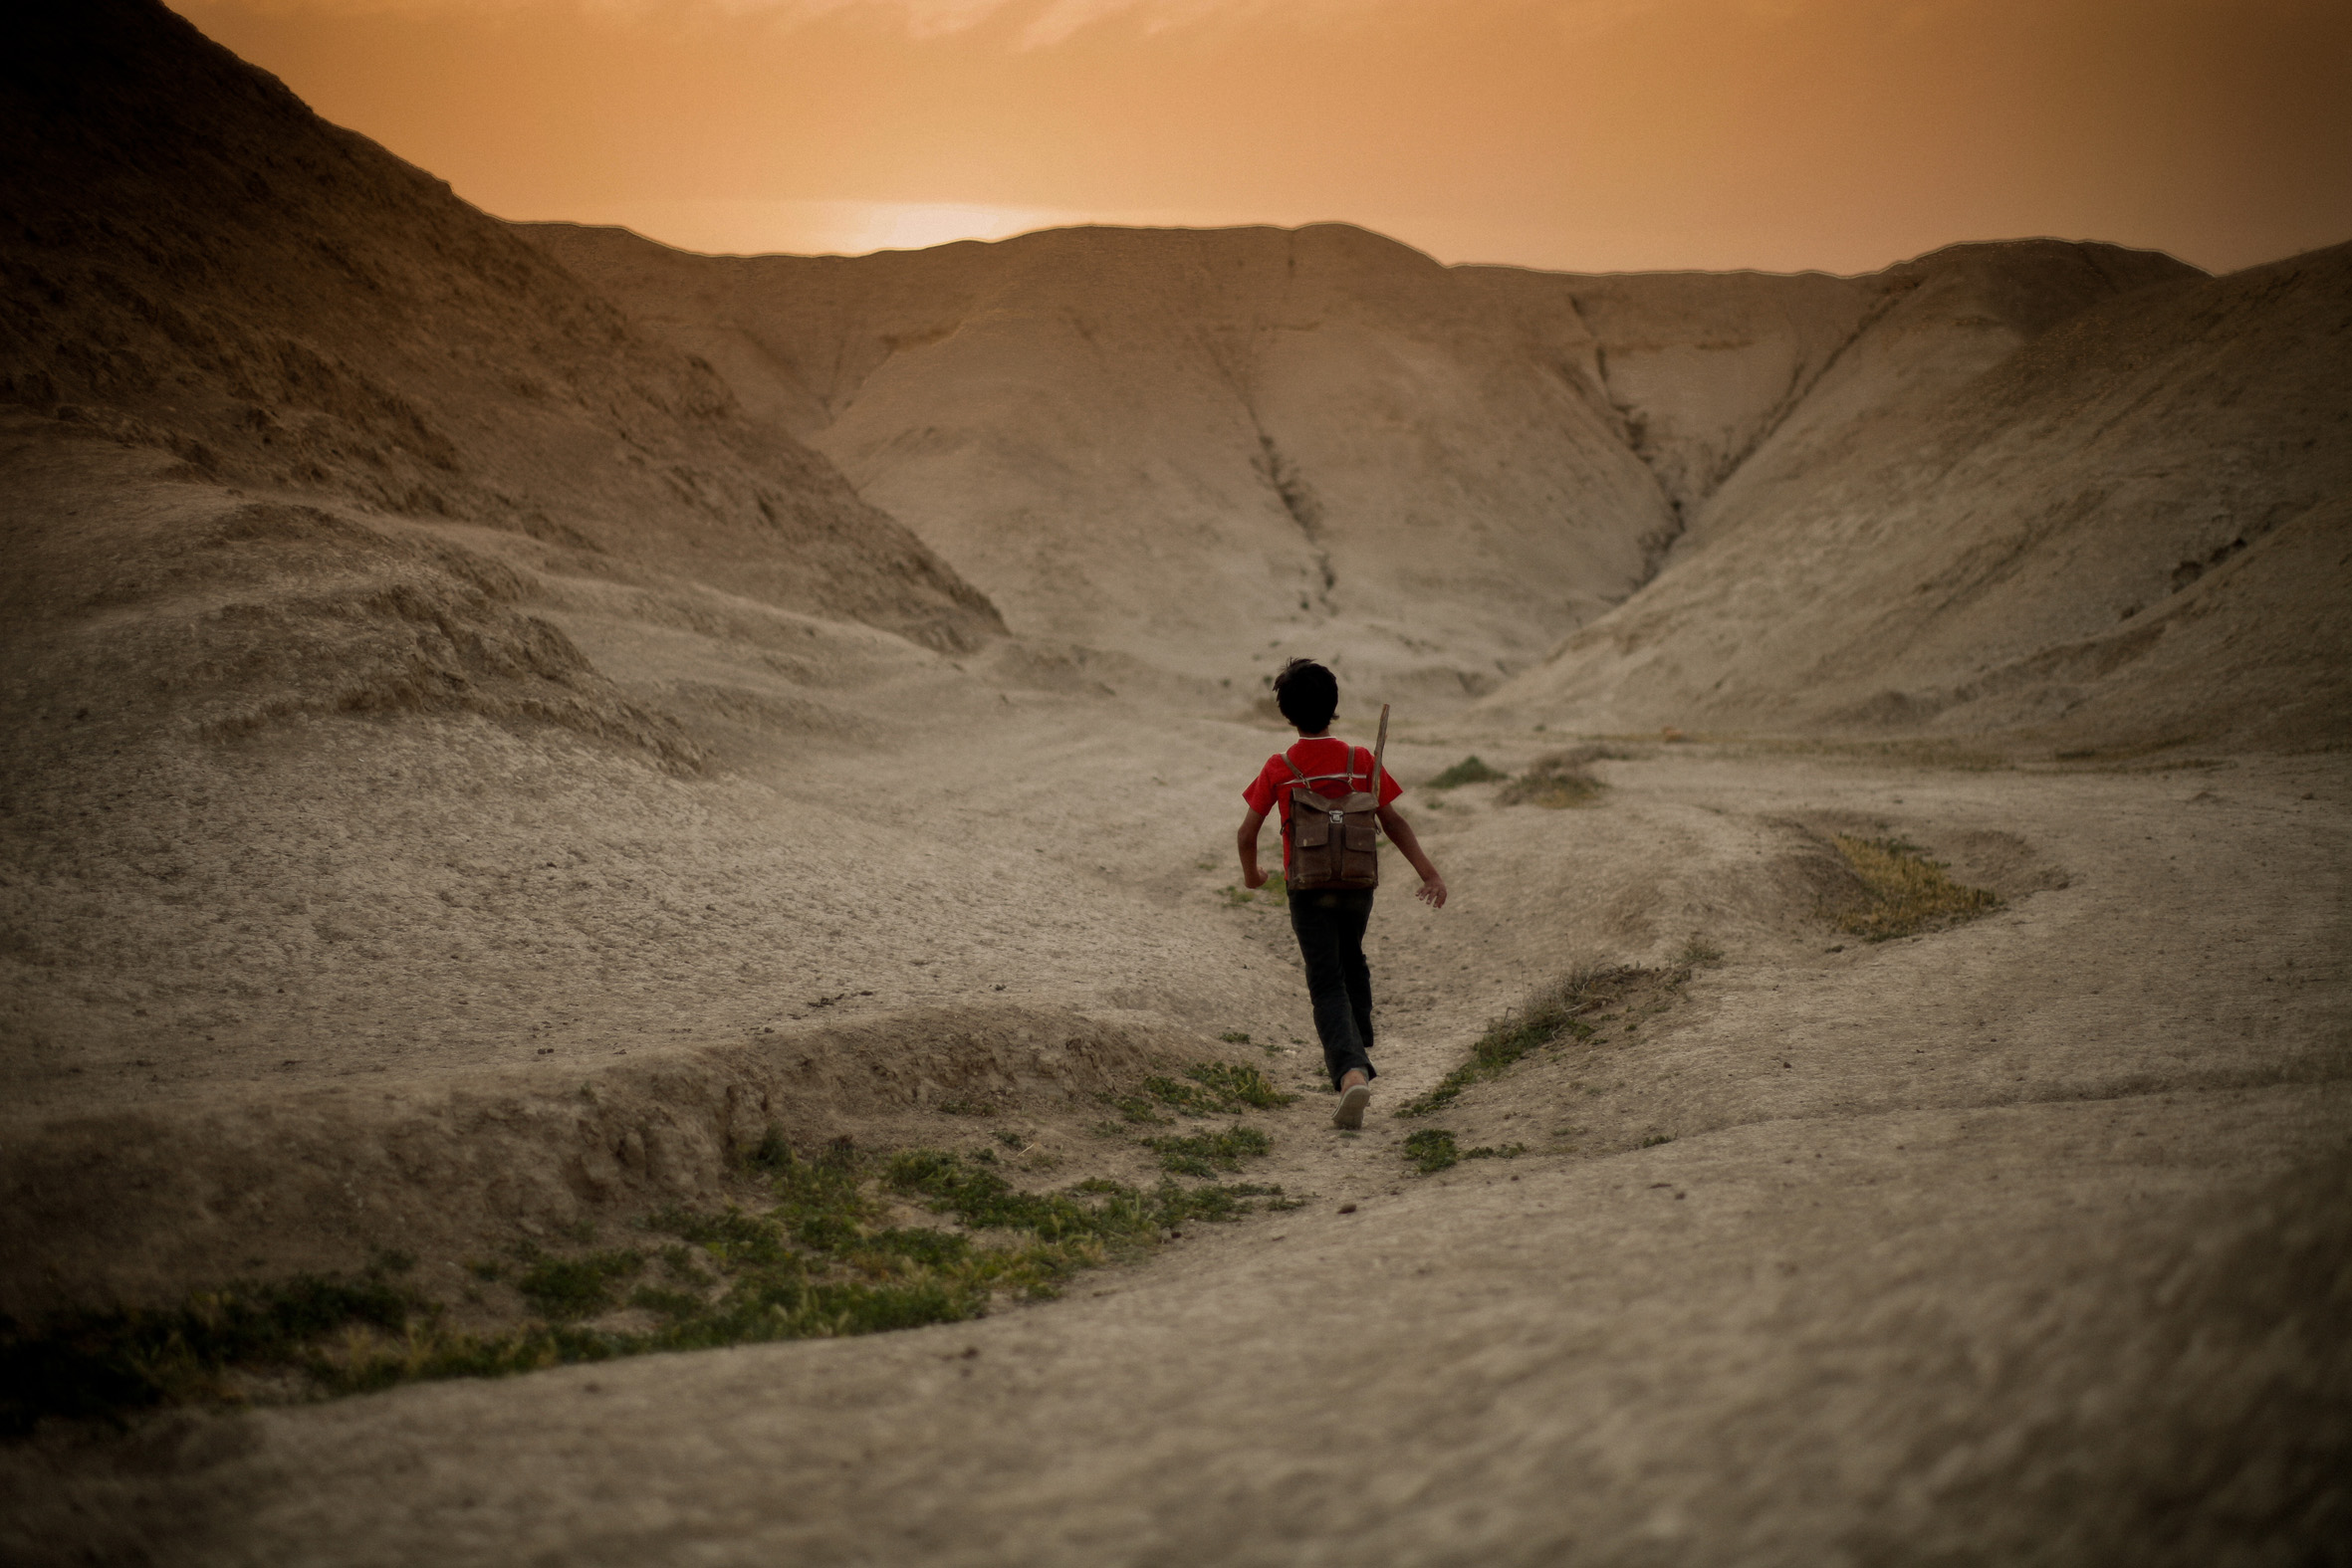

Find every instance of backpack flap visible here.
[1291,785,1335,849]
[1289,784,1378,890]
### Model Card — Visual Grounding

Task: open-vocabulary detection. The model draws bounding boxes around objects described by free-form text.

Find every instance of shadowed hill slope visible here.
[0,0,999,657]
[1484,243,2352,753]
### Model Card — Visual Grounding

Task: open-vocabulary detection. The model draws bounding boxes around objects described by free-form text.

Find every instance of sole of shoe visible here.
[1334,1083,1371,1130]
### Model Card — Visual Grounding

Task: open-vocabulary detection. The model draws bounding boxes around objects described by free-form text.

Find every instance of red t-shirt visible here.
[1243,737,1403,875]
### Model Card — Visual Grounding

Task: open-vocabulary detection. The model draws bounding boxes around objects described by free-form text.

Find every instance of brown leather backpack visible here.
[1282,705,1389,893]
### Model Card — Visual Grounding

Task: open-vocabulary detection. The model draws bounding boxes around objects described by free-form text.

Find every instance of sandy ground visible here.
[5,691,2346,1564]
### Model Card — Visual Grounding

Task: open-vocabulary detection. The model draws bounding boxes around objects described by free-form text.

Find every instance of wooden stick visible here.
[1370,703,1390,800]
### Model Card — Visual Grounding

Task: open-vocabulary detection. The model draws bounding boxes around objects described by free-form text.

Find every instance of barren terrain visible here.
[3,3,2348,1564]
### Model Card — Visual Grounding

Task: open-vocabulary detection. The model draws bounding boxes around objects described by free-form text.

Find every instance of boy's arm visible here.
[1377,804,1449,908]
[1237,807,1270,889]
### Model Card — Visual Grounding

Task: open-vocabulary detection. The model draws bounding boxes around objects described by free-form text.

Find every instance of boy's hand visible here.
[1242,866,1269,890]
[1416,875,1449,909]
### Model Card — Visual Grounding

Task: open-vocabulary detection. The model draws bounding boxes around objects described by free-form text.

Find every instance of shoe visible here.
[1334,1082,1371,1130]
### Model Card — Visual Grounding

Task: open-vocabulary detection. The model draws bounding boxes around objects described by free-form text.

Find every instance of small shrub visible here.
[856,1228,974,1268]
[514,1249,644,1321]
[1181,1060,1297,1110]
[741,1126,795,1173]
[1103,1090,1174,1126]
[1677,933,1726,967]
[655,1244,708,1283]
[1827,836,2000,941]
[1498,751,1607,808]
[1424,756,1510,789]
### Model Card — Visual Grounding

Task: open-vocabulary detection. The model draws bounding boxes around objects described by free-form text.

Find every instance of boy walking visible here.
[1238,659,1448,1129]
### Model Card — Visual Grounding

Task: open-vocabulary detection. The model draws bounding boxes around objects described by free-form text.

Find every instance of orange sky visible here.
[173,0,2351,275]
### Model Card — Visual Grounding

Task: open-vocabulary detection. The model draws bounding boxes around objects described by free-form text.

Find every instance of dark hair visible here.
[1272,658,1338,732]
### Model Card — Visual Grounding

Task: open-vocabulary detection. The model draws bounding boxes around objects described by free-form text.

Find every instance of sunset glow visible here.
[166,0,2352,272]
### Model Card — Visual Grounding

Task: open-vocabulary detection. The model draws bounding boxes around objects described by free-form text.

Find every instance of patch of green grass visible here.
[514,1248,643,1321]
[1399,1129,1526,1176]
[1217,1030,1252,1044]
[1827,836,2001,942]
[4,1112,1306,1436]
[1180,1060,1298,1110]
[1143,1124,1273,1176]
[1113,1060,1298,1121]
[886,1151,1294,1240]
[1397,965,1668,1118]
[1423,756,1510,789]
[1103,1091,1175,1126]
[1497,750,1610,808]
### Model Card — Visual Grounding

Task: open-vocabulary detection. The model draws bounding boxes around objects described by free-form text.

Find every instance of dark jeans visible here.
[1288,887,1376,1090]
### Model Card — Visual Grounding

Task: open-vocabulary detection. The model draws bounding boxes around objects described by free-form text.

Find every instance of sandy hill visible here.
[0,0,1021,1181]
[525,220,1677,705]
[1458,240,2199,553]
[0,0,998,662]
[1484,242,2352,753]
[527,222,2224,722]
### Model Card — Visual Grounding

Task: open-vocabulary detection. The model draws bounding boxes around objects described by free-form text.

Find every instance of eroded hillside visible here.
[527,219,2255,737]
[1487,242,2352,753]
[526,220,1680,704]
[0,0,998,657]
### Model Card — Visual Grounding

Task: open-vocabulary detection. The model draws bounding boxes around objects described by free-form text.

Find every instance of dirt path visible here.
[6,716,2345,1564]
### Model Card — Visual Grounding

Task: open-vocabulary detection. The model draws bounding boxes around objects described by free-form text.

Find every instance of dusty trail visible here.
[7,720,2344,1565]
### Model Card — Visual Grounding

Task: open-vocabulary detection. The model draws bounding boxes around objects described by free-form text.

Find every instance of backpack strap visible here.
[1282,743,1367,792]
